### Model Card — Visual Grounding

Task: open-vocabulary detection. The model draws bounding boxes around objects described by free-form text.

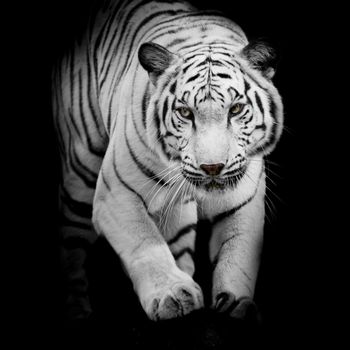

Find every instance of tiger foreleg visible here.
[165,200,198,277]
[210,178,265,320]
[93,163,203,321]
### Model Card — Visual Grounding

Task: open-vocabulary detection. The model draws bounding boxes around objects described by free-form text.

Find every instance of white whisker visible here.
[145,169,181,202]
[140,164,181,191]
[159,174,183,230]
[149,172,183,212]
[161,177,186,232]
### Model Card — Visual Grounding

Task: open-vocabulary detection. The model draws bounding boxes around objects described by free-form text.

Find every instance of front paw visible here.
[214,292,260,322]
[143,274,204,321]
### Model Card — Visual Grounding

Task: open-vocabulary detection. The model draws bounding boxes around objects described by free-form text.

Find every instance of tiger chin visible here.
[53,0,283,324]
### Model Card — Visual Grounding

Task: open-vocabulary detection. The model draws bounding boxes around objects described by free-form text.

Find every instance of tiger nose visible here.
[200,163,225,176]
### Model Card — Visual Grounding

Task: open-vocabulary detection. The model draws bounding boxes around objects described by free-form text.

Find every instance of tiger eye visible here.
[177,107,193,119]
[230,103,244,115]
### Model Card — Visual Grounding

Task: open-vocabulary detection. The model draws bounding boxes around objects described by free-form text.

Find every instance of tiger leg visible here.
[58,168,101,323]
[93,153,203,321]
[210,177,265,319]
[165,199,198,277]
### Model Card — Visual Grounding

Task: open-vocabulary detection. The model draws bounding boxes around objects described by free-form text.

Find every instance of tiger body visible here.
[52,0,283,321]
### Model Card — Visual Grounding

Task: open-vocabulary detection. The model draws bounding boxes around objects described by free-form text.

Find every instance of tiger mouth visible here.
[182,169,246,191]
[204,180,227,191]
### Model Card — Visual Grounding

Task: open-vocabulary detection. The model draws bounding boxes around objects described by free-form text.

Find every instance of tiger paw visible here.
[143,275,204,321]
[214,293,260,322]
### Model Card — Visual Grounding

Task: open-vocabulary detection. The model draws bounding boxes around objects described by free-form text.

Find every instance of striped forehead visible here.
[179,50,244,108]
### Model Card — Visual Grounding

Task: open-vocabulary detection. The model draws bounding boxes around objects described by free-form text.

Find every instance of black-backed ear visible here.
[138,42,179,85]
[241,40,278,79]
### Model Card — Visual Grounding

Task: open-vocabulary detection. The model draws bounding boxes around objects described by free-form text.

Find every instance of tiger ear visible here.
[138,42,179,85]
[241,40,277,79]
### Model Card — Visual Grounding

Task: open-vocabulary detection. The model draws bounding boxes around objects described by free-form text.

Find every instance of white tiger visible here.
[52,0,283,322]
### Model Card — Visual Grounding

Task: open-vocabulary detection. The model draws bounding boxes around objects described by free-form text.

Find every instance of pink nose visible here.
[200,163,225,176]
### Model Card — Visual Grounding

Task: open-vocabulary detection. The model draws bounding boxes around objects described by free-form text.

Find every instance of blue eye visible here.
[176,107,193,119]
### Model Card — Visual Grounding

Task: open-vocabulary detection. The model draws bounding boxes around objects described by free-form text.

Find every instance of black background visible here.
[9,0,344,347]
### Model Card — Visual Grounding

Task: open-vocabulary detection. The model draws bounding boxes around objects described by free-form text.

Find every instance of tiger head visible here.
[138,40,283,192]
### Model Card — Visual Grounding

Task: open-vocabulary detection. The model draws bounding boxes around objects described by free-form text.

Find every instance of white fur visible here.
[55,0,283,321]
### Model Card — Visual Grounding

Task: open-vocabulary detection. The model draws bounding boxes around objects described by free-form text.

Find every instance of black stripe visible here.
[169,80,177,94]
[219,236,238,254]
[225,299,241,315]
[61,187,92,219]
[183,52,206,66]
[254,91,265,116]
[244,79,251,95]
[178,138,189,151]
[68,108,82,141]
[241,130,253,137]
[69,48,75,106]
[216,73,231,79]
[213,89,225,100]
[162,96,169,126]
[168,224,197,245]
[170,115,181,133]
[255,123,267,131]
[101,169,111,191]
[71,146,98,181]
[183,197,195,205]
[125,118,167,186]
[194,66,211,76]
[142,83,150,128]
[69,150,96,189]
[125,134,167,186]
[93,1,122,82]
[168,37,190,48]
[181,45,208,56]
[173,247,194,260]
[185,73,200,84]
[154,101,171,160]
[78,71,105,157]
[243,78,253,105]
[183,169,203,177]
[211,60,225,67]
[100,2,124,53]
[106,94,113,133]
[212,168,263,225]
[131,105,154,152]
[60,214,92,231]
[86,46,106,139]
[242,68,268,94]
[100,0,148,77]
[112,145,152,216]
[242,112,254,125]
[212,196,254,225]
[250,97,279,156]
[55,119,66,159]
[223,169,244,177]
[265,97,278,147]
[183,162,199,171]
[129,71,152,151]
[150,11,231,44]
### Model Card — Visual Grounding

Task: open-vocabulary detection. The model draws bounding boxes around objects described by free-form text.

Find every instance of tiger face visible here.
[139,41,283,192]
